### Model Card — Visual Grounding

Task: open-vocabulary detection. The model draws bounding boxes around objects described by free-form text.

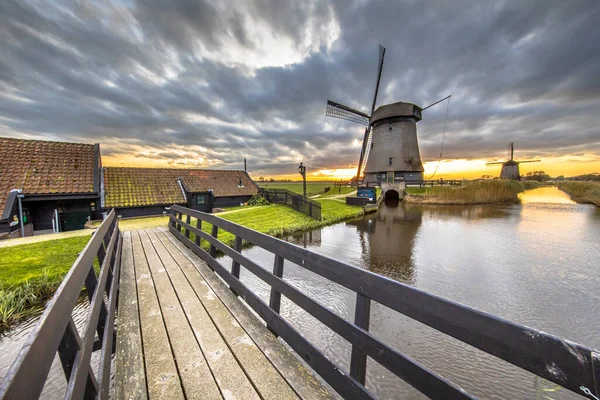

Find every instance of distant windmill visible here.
[486,143,541,180]
[325,45,450,190]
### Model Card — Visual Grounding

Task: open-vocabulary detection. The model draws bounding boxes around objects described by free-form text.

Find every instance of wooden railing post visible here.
[350,293,371,385]
[231,235,243,279]
[268,254,284,336]
[170,208,176,228]
[195,218,202,247]
[209,224,219,258]
[184,214,191,239]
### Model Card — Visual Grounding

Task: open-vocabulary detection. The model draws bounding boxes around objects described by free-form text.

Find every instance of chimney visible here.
[244,157,247,171]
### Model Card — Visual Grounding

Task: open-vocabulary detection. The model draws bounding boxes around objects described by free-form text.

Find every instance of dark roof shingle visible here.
[0,137,97,216]
[103,167,258,208]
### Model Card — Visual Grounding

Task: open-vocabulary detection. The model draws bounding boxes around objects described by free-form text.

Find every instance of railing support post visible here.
[184,214,191,239]
[195,218,202,247]
[209,224,219,258]
[170,208,176,228]
[350,293,371,385]
[268,254,284,336]
[230,235,243,296]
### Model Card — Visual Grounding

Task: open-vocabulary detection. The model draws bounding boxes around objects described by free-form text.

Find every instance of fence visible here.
[0,210,121,400]
[259,188,321,220]
[169,205,599,400]
[405,179,463,187]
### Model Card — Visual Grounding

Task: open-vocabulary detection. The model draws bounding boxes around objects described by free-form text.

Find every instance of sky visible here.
[1,0,599,180]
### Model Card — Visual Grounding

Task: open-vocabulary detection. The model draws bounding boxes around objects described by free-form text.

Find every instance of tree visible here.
[525,171,550,182]
[259,176,264,182]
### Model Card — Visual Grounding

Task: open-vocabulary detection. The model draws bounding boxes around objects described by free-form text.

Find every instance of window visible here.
[195,195,206,205]
[389,157,393,166]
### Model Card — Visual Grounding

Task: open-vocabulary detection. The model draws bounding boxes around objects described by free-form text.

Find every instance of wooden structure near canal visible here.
[0,205,598,399]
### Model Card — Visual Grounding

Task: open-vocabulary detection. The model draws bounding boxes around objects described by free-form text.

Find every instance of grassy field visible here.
[404,180,526,205]
[556,181,600,206]
[0,235,92,328]
[185,199,364,252]
[259,182,340,196]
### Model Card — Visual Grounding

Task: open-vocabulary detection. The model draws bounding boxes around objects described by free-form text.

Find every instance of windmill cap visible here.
[370,101,423,125]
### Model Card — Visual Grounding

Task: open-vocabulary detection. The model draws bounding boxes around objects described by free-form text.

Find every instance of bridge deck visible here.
[115,228,333,400]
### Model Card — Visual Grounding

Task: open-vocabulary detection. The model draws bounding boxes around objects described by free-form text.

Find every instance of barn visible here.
[102,167,259,218]
[0,137,101,238]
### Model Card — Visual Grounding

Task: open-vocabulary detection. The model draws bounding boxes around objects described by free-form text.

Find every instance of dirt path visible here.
[0,229,93,248]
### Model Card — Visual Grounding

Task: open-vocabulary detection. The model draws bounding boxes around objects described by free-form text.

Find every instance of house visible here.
[0,137,101,237]
[102,167,259,218]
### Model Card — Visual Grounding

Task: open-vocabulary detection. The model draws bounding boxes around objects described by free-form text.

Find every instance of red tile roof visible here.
[103,167,258,208]
[0,137,98,216]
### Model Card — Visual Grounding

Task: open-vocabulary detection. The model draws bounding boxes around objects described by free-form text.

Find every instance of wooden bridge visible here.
[1,206,598,399]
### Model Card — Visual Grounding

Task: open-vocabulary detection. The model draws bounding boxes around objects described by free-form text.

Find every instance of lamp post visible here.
[298,162,307,200]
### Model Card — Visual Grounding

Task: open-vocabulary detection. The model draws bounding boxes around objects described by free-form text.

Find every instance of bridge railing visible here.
[259,188,321,220]
[0,209,122,400]
[169,204,599,400]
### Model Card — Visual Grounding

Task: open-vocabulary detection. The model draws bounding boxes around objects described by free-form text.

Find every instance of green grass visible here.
[404,180,525,205]
[313,187,356,197]
[557,181,600,206]
[259,182,336,196]
[0,235,91,328]
[185,200,364,252]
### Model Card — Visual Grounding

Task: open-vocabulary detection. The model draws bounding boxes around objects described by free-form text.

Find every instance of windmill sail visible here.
[325,100,370,126]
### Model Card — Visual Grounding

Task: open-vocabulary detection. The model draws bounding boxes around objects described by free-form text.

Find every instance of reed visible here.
[404,180,524,205]
[556,181,600,206]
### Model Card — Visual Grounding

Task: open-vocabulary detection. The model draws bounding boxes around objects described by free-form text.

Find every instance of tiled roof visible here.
[0,137,97,216]
[103,167,258,208]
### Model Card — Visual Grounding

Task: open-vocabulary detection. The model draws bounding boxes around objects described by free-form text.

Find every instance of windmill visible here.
[325,45,450,190]
[486,142,541,180]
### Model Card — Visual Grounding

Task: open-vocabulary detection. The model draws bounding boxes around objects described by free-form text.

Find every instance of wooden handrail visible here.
[170,204,599,400]
[0,210,122,400]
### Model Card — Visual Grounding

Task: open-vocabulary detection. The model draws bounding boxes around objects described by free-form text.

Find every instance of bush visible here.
[247,194,270,206]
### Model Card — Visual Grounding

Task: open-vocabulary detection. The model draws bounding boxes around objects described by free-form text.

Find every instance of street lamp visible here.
[298,162,307,200]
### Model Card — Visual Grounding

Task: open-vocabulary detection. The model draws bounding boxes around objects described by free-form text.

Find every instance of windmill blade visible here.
[486,162,506,165]
[370,45,386,114]
[422,95,452,111]
[326,100,370,126]
[515,159,542,163]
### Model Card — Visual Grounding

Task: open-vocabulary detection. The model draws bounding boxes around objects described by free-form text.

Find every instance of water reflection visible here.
[347,203,422,284]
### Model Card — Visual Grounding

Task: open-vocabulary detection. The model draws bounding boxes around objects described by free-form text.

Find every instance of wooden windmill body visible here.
[325,45,449,198]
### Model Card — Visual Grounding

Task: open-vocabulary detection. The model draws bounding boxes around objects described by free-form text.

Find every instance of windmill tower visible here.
[326,45,450,198]
[486,143,541,180]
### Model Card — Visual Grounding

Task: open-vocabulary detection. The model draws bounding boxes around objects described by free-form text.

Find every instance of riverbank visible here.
[0,235,92,329]
[556,181,600,206]
[403,180,535,205]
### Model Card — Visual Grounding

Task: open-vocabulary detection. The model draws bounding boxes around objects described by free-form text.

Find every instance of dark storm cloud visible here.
[0,0,599,177]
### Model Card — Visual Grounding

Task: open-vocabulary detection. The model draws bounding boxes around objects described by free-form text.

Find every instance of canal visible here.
[1,187,598,399]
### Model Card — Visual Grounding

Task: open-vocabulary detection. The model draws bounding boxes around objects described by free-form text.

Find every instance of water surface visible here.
[230,187,600,399]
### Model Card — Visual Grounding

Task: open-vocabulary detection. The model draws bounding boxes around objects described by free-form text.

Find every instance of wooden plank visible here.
[171,222,472,400]
[0,211,116,400]
[170,206,600,398]
[152,229,296,400]
[131,230,184,399]
[144,229,256,399]
[115,231,147,400]
[137,230,221,400]
[160,229,336,400]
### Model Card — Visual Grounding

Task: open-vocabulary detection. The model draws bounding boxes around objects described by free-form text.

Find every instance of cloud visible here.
[0,0,599,178]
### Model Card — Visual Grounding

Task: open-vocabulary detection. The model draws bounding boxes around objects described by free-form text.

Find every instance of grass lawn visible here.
[181,199,365,252]
[0,235,92,328]
[259,182,336,196]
